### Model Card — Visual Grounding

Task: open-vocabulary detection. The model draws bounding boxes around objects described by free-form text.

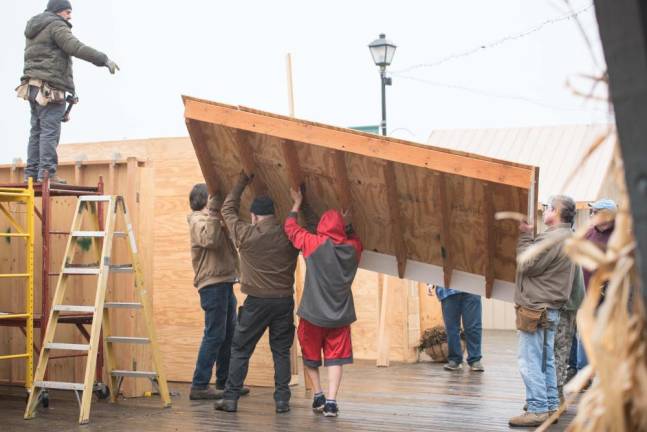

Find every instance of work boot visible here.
[189,387,223,400]
[275,400,290,413]
[508,411,549,427]
[214,398,238,412]
[469,361,485,372]
[443,360,463,371]
[216,384,250,396]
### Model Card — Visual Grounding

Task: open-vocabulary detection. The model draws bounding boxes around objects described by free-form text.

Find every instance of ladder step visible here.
[71,231,105,238]
[35,380,85,391]
[63,267,100,275]
[114,231,127,238]
[45,343,90,351]
[111,370,158,378]
[110,265,133,273]
[79,195,113,202]
[53,305,96,313]
[104,302,142,309]
[106,337,149,344]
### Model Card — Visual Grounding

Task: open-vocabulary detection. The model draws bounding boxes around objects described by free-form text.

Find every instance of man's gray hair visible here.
[549,195,576,225]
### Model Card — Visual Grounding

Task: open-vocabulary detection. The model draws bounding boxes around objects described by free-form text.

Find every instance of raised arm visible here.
[221,172,255,248]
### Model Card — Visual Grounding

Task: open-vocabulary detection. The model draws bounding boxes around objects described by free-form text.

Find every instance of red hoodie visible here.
[285,210,363,327]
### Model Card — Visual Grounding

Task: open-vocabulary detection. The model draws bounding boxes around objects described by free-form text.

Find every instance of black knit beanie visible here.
[47,0,72,13]
[250,196,275,216]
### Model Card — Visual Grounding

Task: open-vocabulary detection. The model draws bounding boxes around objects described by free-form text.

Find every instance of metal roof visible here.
[427,124,614,204]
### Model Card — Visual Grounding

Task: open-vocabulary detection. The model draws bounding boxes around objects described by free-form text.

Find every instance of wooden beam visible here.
[227,129,267,196]
[383,162,407,278]
[483,182,496,298]
[332,151,352,211]
[279,139,303,190]
[183,97,534,189]
[437,174,453,288]
[185,119,220,195]
[376,274,390,367]
[527,166,540,236]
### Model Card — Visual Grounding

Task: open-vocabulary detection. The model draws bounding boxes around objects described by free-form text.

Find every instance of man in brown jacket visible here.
[509,195,576,428]
[187,184,246,400]
[215,172,299,414]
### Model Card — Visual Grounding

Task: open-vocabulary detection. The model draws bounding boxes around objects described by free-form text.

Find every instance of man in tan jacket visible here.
[187,184,248,400]
[215,172,299,414]
[509,195,575,427]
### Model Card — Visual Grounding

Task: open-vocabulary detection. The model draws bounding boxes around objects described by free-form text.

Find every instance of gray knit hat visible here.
[46,0,72,13]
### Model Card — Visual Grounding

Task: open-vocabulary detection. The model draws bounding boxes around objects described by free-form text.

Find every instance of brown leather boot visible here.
[508,411,549,427]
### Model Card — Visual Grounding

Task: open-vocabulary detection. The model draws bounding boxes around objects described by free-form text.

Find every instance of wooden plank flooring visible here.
[0,330,575,431]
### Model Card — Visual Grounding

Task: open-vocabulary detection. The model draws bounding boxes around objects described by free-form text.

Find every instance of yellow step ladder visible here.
[0,179,35,390]
[24,195,171,424]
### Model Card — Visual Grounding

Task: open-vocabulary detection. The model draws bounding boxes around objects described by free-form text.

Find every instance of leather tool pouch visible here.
[515,305,546,333]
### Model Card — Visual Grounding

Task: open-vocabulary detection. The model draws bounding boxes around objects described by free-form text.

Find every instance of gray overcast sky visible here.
[1,0,609,164]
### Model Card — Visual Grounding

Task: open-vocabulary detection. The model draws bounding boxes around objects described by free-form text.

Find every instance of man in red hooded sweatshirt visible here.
[284,188,362,418]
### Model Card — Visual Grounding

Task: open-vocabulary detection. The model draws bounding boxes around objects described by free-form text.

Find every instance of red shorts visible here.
[297,319,353,367]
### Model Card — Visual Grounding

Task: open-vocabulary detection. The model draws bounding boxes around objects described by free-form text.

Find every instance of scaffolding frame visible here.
[0,178,35,389]
[0,172,105,387]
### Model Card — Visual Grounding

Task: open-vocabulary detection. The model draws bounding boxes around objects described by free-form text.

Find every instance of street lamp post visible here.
[368,34,397,136]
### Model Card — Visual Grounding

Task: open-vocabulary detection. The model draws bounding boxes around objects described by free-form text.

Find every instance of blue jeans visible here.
[441,292,482,364]
[191,283,237,389]
[25,86,65,180]
[576,333,589,370]
[518,308,560,413]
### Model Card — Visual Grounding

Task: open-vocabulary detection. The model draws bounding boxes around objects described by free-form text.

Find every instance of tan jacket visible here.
[187,199,239,290]
[514,223,574,310]
[221,176,298,298]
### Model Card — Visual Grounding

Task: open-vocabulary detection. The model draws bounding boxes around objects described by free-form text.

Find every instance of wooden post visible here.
[229,129,267,196]
[286,53,296,118]
[74,160,83,185]
[383,162,407,278]
[483,182,496,298]
[437,174,453,288]
[376,274,391,367]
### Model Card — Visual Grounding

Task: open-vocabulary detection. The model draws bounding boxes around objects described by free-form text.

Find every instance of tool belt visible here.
[15,79,66,106]
[514,305,547,333]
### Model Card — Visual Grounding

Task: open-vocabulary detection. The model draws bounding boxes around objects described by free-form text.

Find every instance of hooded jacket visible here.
[285,209,363,328]
[22,12,108,93]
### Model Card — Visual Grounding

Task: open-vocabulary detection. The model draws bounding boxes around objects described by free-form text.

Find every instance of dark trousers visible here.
[224,295,295,402]
[441,292,483,364]
[191,283,237,389]
[25,86,65,180]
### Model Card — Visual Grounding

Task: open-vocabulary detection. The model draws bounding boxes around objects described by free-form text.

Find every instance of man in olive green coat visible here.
[19,0,119,183]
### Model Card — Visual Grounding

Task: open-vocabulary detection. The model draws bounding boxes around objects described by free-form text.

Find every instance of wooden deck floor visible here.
[1,330,575,431]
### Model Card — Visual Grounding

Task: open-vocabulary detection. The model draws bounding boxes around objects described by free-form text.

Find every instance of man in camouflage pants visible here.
[554,266,584,402]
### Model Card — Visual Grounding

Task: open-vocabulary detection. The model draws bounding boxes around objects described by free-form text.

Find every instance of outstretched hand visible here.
[106,59,120,74]
[290,188,303,212]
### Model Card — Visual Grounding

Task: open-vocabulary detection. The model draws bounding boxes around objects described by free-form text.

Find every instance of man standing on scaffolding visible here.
[16,0,119,184]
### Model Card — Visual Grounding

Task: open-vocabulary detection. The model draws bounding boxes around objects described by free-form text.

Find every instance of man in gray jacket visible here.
[19,0,119,183]
[509,195,576,428]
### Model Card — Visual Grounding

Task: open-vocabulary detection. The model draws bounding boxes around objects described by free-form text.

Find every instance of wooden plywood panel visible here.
[183,97,536,301]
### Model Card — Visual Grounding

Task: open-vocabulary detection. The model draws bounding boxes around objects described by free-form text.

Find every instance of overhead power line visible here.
[392,3,594,74]
[393,73,610,114]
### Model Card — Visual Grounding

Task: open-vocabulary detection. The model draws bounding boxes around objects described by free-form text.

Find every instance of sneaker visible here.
[214,398,237,412]
[312,393,326,412]
[189,387,223,400]
[508,411,549,427]
[216,384,250,397]
[323,401,339,417]
[469,361,484,372]
[443,360,463,371]
[275,400,290,413]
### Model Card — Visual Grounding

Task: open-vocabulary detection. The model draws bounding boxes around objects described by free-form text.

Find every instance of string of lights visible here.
[393,73,610,114]
[391,3,594,74]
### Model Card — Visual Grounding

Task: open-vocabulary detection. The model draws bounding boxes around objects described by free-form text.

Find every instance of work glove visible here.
[105,59,120,74]
[208,193,224,212]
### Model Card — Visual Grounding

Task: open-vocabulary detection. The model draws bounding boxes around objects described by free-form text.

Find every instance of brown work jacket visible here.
[221,178,298,298]
[187,205,239,290]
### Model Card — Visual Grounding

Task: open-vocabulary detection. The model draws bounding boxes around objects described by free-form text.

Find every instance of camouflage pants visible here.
[554,309,577,397]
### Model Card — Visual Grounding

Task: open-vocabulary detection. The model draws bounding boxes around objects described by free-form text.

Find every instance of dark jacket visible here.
[515,223,574,311]
[221,177,298,298]
[22,12,108,93]
[187,196,239,290]
[582,222,614,289]
[285,209,363,328]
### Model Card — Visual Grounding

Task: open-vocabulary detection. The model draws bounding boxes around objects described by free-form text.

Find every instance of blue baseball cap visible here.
[588,198,617,212]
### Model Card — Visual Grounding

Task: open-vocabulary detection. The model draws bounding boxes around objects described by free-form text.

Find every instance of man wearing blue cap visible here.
[576,198,617,371]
